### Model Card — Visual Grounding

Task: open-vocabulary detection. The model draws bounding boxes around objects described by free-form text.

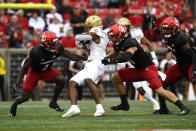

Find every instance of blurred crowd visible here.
[0,0,195,49]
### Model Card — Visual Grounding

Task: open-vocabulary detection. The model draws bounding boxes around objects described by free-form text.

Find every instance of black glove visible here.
[101,57,115,65]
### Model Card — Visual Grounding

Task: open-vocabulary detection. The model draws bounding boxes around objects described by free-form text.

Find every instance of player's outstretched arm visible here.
[16,56,32,87]
[63,49,87,61]
[181,44,196,84]
[102,47,137,65]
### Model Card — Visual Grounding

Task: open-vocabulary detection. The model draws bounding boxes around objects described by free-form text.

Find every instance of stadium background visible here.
[0,0,195,101]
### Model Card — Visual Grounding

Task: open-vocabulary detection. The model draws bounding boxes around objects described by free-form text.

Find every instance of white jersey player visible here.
[62,15,108,117]
[107,17,165,111]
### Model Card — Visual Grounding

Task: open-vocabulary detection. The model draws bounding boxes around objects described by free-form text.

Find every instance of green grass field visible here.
[0,100,196,131]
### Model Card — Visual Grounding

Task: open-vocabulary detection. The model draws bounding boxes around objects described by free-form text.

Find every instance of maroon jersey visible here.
[29,43,64,72]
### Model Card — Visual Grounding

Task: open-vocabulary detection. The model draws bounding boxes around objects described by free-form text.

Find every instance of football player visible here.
[152,17,196,114]
[9,31,86,117]
[108,17,161,111]
[62,15,109,117]
[102,24,190,115]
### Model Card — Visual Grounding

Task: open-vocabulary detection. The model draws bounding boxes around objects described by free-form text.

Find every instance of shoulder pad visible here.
[89,27,105,37]
[130,28,144,43]
[123,38,138,50]
[175,32,189,47]
[29,46,38,60]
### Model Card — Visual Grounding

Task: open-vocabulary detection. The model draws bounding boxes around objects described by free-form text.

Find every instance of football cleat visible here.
[111,103,130,111]
[179,108,190,115]
[8,112,16,117]
[62,106,80,117]
[152,100,160,110]
[9,105,17,117]
[49,101,64,112]
[152,108,171,114]
[94,109,105,117]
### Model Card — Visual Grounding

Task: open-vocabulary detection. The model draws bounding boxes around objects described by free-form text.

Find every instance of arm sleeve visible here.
[113,52,133,63]
[184,48,196,70]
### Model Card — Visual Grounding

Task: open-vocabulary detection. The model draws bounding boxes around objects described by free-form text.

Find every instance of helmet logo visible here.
[119,25,126,32]
[41,33,46,43]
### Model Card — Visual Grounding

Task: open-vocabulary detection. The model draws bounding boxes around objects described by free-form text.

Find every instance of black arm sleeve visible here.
[113,52,133,63]
[184,48,196,69]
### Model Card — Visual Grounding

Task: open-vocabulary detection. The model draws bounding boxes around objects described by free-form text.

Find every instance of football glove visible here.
[101,57,116,65]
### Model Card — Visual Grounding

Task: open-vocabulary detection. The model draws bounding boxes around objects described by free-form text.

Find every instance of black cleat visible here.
[49,101,64,112]
[9,105,17,117]
[179,108,190,115]
[111,103,130,111]
[152,109,171,114]
[8,112,16,117]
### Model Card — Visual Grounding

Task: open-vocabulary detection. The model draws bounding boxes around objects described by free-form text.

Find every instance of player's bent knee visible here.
[84,78,93,85]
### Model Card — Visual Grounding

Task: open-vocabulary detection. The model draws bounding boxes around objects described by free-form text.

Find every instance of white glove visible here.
[151,51,159,67]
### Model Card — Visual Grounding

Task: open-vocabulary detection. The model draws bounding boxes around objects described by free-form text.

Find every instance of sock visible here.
[120,95,128,105]
[96,104,103,110]
[174,100,186,110]
[71,105,78,109]
[143,92,154,103]
[158,95,168,110]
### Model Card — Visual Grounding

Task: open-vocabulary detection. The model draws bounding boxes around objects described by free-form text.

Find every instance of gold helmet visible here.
[85,15,103,32]
[117,17,131,26]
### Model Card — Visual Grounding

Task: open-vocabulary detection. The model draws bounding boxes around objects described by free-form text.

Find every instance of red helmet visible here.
[108,24,128,46]
[40,31,58,53]
[161,17,179,39]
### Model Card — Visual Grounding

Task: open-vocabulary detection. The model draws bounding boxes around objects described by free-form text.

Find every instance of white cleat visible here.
[94,110,105,117]
[62,107,80,117]
[152,100,160,110]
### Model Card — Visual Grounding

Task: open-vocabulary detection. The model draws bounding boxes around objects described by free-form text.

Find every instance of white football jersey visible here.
[88,27,109,61]
[130,28,144,44]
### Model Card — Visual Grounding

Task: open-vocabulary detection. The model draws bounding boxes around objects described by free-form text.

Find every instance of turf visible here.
[0,100,196,131]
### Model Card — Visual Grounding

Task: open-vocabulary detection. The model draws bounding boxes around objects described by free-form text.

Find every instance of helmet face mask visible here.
[40,31,58,53]
[108,24,128,46]
[161,27,174,38]
[161,17,179,39]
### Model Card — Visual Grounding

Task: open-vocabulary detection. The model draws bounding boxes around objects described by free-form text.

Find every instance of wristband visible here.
[150,51,157,59]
